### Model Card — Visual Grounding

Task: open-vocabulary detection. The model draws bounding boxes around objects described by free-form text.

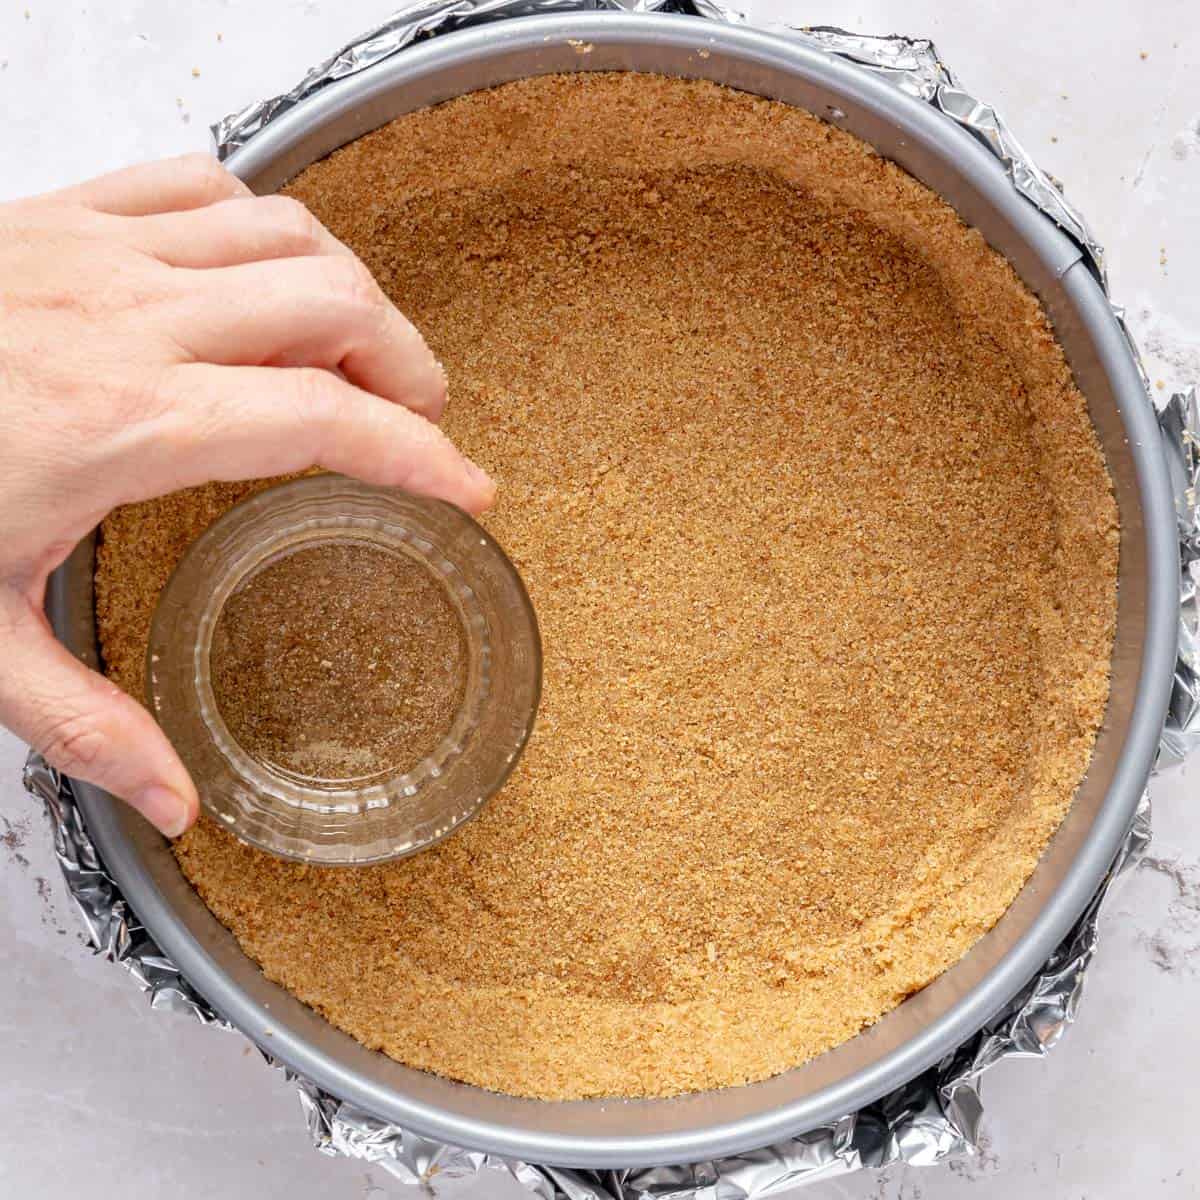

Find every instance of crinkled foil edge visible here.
[17,757,1158,1197]
[22,2,1200,1196]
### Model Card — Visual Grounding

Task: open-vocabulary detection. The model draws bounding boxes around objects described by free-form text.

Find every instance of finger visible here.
[125,363,493,513]
[53,153,252,216]
[127,194,353,269]
[166,254,447,422]
[0,589,198,837]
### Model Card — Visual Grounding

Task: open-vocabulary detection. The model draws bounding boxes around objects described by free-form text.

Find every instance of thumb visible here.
[0,587,198,837]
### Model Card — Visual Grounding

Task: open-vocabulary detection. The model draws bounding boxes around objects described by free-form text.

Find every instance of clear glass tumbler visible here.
[147,475,541,866]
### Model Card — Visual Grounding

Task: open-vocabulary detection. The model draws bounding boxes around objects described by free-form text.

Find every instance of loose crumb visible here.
[210,542,466,780]
[97,74,1118,1102]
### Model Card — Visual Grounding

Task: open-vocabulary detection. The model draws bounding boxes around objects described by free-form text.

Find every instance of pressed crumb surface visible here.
[210,541,467,781]
[94,74,1119,1101]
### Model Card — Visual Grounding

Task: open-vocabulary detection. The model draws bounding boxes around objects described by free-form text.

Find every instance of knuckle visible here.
[36,711,107,780]
[323,254,383,314]
[291,367,344,433]
[177,152,239,204]
[0,587,30,640]
[123,364,177,421]
[259,195,323,255]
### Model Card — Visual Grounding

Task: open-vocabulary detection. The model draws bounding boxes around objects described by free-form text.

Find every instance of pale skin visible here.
[0,154,495,839]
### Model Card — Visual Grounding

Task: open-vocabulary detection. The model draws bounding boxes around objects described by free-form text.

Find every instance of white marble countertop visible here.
[1,2,1197,1196]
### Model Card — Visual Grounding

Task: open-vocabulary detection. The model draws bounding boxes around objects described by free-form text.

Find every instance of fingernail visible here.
[134,785,191,839]
[465,460,497,509]
[464,455,494,490]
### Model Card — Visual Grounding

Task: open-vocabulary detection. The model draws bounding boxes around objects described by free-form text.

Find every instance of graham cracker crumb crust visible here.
[94,74,1118,1101]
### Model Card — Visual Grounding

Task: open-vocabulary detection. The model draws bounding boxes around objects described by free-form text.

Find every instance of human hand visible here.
[0,154,494,838]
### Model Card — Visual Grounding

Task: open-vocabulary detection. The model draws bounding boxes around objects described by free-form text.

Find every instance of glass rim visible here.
[147,475,542,866]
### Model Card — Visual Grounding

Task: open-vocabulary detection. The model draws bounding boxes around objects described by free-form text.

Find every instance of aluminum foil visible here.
[1158,385,1200,766]
[21,2,1200,1197]
[15,755,1160,1197]
[789,26,1108,283]
[212,0,704,161]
